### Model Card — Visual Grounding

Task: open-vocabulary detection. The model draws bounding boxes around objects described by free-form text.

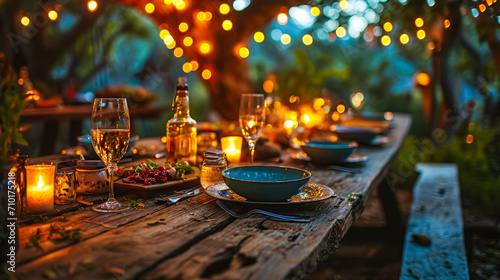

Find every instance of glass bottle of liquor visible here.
[166,77,197,166]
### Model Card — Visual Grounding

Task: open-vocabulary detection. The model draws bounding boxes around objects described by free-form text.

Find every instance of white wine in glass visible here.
[91,98,130,212]
[239,94,265,164]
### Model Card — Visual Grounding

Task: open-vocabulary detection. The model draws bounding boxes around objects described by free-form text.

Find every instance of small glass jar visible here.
[200,149,227,189]
[55,170,76,205]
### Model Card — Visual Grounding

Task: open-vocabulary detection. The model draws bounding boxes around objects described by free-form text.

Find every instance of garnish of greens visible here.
[115,159,200,185]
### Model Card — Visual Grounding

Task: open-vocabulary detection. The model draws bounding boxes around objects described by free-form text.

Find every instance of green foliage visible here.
[393,127,500,210]
[0,63,30,165]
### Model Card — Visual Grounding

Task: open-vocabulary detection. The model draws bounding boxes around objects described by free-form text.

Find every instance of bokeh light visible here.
[310,6,320,16]
[179,22,188,32]
[336,26,346,38]
[182,62,192,73]
[302,34,313,45]
[444,19,450,28]
[183,36,193,46]
[222,20,233,31]
[277,13,288,25]
[48,10,58,21]
[416,73,430,86]
[254,32,265,43]
[381,35,391,46]
[219,3,230,15]
[400,34,409,44]
[383,22,392,32]
[238,47,249,58]
[281,34,291,45]
[263,80,274,93]
[173,47,183,57]
[21,16,30,26]
[339,0,348,10]
[415,18,424,27]
[200,42,211,54]
[87,0,97,12]
[417,29,426,40]
[145,3,155,14]
[190,60,199,71]
[202,69,212,80]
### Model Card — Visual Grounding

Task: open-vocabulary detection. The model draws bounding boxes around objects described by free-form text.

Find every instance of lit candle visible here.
[221,136,242,164]
[26,164,55,213]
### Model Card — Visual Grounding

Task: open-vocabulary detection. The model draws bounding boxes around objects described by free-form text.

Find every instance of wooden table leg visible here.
[378,176,403,231]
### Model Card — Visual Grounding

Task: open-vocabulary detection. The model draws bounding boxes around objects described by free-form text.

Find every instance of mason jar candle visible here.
[26,164,55,213]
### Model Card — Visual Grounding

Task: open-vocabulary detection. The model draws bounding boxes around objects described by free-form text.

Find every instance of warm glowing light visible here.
[479,4,486,12]
[182,62,192,73]
[284,120,294,128]
[302,34,313,45]
[200,42,211,54]
[301,114,310,124]
[173,47,183,57]
[384,112,394,121]
[313,98,325,111]
[87,0,97,12]
[351,92,364,108]
[289,95,299,103]
[281,34,291,45]
[197,11,205,21]
[222,20,233,31]
[48,10,58,21]
[332,112,340,121]
[277,13,288,25]
[428,42,435,50]
[190,60,199,71]
[310,6,320,16]
[381,35,391,46]
[166,40,176,49]
[161,136,167,143]
[254,32,265,43]
[202,69,212,80]
[248,120,255,128]
[164,0,173,4]
[486,0,493,5]
[219,3,230,14]
[339,0,349,10]
[444,19,450,28]
[417,29,426,40]
[263,80,274,93]
[179,22,188,32]
[415,18,424,27]
[174,0,185,10]
[400,34,409,44]
[159,29,169,40]
[383,22,393,32]
[238,47,249,58]
[145,3,155,13]
[205,12,212,20]
[336,27,346,38]
[18,78,24,85]
[337,104,346,114]
[21,17,30,26]
[164,35,174,45]
[183,36,193,46]
[466,134,474,144]
[221,136,242,163]
[416,73,430,86]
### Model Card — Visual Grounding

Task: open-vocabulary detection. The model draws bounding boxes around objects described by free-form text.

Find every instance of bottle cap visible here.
[178,77,187,85]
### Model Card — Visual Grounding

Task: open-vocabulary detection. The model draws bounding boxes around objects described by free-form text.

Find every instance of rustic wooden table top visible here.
[15,114,411,280]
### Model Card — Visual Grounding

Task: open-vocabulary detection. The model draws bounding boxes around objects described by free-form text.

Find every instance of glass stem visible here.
[248,140,256,164]
[107,163,117,201]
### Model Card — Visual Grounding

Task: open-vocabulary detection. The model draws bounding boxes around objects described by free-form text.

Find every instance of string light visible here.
[337,104,346,114]
[173,47,183,57]
[164,0,173,4]
[417,29,426,40]
[202,69,212,80]
[21,16,30,26]
[302,34,313,45]
[277,13,288,25]
[444,19,450,28]
[238,47,249,58]
[263,80,274,93]
[381,35,391,46]
[200,42,211,54]
[479,4,486,12]
[383,22,393,32]
[219,3,230,15]
[179,22,188,32]
[281,34,291,45]
[197,11,205,21]
[415,18,424,27]
[254,32,265,43]
[159,29,170,40]
[183,36,193,46]
[87,0,97,12]
[48,10,58,21]
[310,7,320,16]
[486,0,493,5]
[205,12,212,21]
[400,34,409,44]
[182,62,192,73]
[174,0,185,10]
[190,61,199,71]
[145,3,155,14]
[339,0,348,10]
[222,20,233,30]
[336,26,346,38]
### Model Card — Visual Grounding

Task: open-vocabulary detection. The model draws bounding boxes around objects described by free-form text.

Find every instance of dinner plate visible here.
[290,151,368,163]
[205,182,334,205]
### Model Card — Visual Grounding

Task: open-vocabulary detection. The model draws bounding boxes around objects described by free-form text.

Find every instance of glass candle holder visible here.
[55,170,76,205]
[221,136,243,164]
[26,164,55,213]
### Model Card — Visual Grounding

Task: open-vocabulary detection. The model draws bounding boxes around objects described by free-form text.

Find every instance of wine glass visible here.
[91,98,130,212]
[239,93,265,164]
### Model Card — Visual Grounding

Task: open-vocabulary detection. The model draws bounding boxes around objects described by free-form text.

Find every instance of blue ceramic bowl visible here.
[77,134,138,159]
[301,140,358,165]
[332,126,381,144]
[222,166,311,202]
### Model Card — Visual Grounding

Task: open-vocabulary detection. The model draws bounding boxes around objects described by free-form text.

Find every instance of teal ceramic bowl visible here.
[222,166,311,202]
[332,126,381,144]
[301,140,358,165]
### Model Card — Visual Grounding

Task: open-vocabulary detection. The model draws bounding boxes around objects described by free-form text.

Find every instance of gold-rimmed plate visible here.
[205,182,335,205]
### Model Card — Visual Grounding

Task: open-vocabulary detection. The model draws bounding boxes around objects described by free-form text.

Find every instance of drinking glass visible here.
[91,98,130,212]
[239,94,265,164]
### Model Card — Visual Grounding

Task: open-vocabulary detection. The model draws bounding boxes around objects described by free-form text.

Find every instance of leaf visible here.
[12,132,28,146]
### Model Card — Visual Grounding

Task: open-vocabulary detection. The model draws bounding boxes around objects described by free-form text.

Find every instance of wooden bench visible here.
[400,163,469,280]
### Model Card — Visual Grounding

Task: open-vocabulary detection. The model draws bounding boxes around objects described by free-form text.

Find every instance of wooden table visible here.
[20,105,168,155]
[14,114,411,280]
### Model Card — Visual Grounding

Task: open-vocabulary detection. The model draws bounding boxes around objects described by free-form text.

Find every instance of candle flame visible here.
[37,175,44,188]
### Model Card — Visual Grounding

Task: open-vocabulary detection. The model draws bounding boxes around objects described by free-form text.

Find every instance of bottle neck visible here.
[173,90,190,118]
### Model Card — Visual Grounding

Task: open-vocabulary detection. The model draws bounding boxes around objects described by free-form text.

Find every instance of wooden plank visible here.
[16,114,412,280]
[400,163,469,280]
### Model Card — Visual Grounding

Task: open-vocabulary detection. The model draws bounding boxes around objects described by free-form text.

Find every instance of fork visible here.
[155,187,203,205]
[216,200,311,223]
